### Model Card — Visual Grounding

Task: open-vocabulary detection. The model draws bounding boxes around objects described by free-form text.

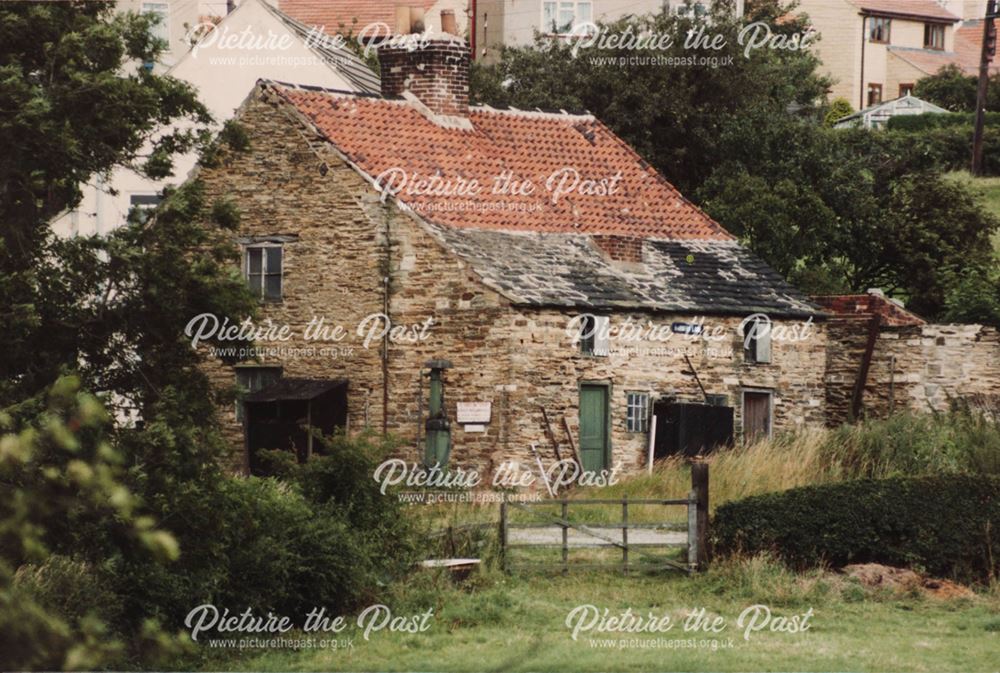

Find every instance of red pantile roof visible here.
[278,0,436,35]
[888,20,1000,76]
[849,0,958,22]
[272,84,732,240]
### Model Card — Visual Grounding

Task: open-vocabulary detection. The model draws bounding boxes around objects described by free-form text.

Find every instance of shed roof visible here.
[244,378,348,402]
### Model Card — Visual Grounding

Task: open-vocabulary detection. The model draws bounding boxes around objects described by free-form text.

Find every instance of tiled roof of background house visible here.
[849,0,958,22]
[279,0,437,36]
[886,20,1000,78]
[273,84,732,240]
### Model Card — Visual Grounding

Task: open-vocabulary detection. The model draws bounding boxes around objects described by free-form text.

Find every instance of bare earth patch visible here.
[842,563,976,600]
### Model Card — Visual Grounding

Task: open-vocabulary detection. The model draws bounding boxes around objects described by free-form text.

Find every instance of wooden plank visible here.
[541,406,562,462]
[505,522,688,531]
[511,497,690,506]
[562,415,582,469]
[504,542,689,549]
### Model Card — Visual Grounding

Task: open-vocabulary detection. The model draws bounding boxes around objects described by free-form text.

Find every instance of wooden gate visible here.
[499,464,709,574]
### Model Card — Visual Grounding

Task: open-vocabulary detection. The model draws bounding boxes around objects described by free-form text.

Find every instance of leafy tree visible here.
[913,63,1000,113]
[824,97,854,126]
[471,0,830,194]
[0,377,181,670]
[471,3,1000,321]
[914,64,979,112]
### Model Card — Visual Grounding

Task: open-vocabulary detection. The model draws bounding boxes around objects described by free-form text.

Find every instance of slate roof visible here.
[244,378,347,402]
[273,84,731,240]
[428,225,819,318]
[262,2,381,93]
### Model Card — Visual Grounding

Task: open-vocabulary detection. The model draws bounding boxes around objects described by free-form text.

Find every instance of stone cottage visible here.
[194,35,832,476]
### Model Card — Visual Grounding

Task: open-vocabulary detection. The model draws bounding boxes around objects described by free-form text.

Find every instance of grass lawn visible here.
[189,559,1000,673]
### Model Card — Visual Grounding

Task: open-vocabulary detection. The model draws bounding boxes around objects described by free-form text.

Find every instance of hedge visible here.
[712,475,999,583]
[886,111,1000,132]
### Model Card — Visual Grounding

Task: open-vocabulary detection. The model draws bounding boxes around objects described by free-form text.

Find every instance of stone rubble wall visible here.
[825,318,1000,423]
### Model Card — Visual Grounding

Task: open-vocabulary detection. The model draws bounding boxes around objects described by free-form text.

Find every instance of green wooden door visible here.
[579,385,609,472]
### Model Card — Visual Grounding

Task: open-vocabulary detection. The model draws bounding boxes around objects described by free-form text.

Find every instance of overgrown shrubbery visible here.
[116,431,417,631]
[0,381,417,669]
[713,475,1000,583]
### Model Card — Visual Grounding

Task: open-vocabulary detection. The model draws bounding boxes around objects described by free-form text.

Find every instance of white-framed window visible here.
[542,0,592,34]
[626,391,650,433]
[235,365,282,423]
[142,2,170,43]
[244,244,283,301]
[868,16,890,44]
[924,23,945,50]
[579,314,610,357]
[128,193,161,224]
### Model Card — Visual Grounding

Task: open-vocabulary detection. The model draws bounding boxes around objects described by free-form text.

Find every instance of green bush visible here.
[881,125,1000,175]
[712,475,1000,583]
[115,433,417,627]
[886,112,1000,132]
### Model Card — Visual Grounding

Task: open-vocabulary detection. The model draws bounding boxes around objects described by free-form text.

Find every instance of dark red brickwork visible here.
[379,39,470,117]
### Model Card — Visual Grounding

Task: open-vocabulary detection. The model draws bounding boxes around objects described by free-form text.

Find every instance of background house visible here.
[53,0,378,237]
[278,0,470,38]
[472,0,745,62]
[795,0,994,108]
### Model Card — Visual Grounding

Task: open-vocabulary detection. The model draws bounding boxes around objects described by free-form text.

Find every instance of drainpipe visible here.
[382,264,390,436]
[470,0,476,57]
[859,14,866,110]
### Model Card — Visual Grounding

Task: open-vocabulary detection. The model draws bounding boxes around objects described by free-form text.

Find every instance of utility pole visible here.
[972,0,998,175]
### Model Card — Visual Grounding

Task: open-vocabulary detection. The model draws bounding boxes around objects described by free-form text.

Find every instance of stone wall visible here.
[825,317,1000,423]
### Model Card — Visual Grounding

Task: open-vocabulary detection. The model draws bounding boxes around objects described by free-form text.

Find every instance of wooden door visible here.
[743,391,772,444]
[579,385,609,472]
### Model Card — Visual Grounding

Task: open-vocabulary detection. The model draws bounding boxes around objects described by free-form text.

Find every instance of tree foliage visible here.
[471,2,1000,320]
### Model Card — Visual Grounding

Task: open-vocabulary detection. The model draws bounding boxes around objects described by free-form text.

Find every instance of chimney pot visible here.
[394,4,410,34]
[410,6,426,32]
[441,9,457,34]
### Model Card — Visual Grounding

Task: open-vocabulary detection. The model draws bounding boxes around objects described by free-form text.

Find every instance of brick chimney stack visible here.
[379,38,470,118]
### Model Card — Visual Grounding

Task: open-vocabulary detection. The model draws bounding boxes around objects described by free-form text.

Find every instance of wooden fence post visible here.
[622,495,629,576]
[561,499,569,576]
[692,462,709,570]
[499,494,508,573]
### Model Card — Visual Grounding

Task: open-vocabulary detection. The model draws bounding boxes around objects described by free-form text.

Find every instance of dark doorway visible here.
[244,378,348,474]
[652,401,734,458]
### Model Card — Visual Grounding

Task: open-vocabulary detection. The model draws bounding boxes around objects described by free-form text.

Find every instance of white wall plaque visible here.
[456,401,491,424]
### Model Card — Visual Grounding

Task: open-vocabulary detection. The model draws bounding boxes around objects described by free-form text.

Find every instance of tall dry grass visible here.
[582,409,1000,511]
